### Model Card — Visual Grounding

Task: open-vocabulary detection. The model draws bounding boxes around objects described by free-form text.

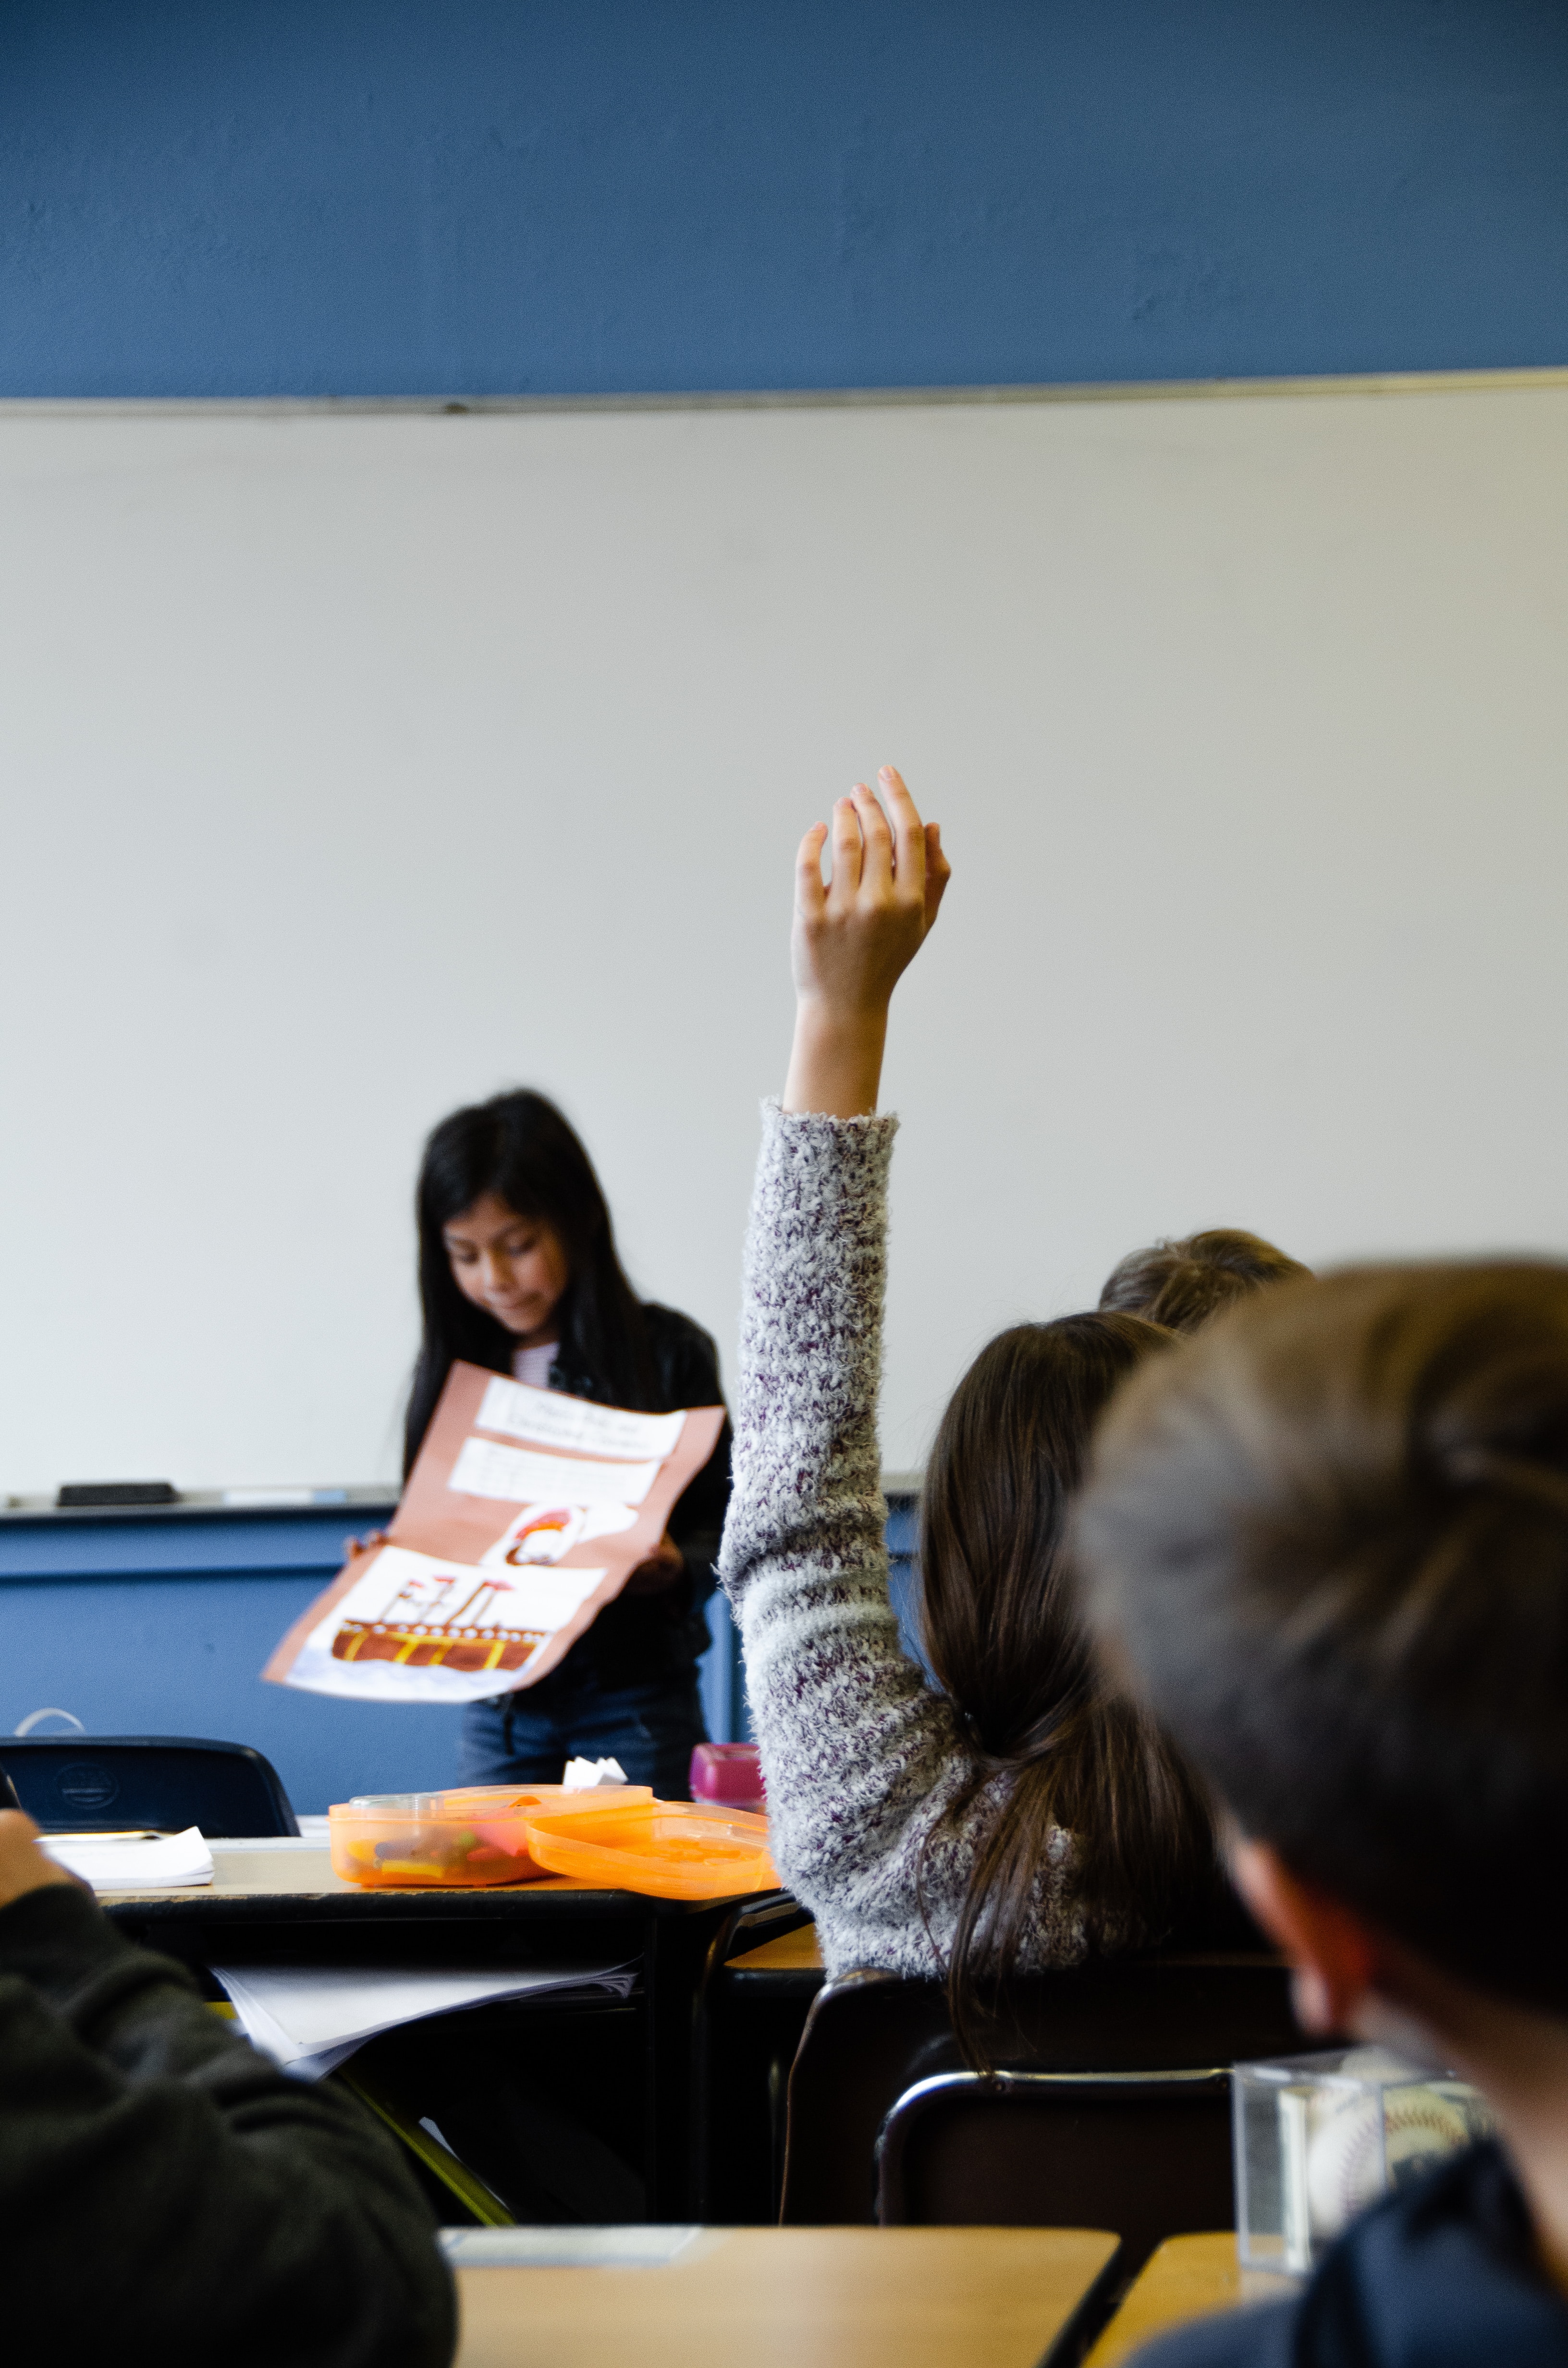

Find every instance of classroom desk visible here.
[100,1843,801,2218]
[1083,2232,1296,2366]
[726,1921,824,1976]
[454,2225,1122,2368]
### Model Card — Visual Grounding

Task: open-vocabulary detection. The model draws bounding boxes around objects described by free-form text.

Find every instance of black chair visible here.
[780,1952,1309,2227]
[0,1735,299,1836]
[877,2066,1235,2270]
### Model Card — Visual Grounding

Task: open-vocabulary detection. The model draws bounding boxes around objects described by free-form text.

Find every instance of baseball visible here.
[1304,2063,1473,2241]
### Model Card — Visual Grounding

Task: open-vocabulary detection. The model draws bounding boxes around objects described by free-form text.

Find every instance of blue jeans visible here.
[458,1666,707,1799]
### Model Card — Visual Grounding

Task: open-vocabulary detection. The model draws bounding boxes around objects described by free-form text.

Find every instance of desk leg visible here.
[641,1909,728,2220]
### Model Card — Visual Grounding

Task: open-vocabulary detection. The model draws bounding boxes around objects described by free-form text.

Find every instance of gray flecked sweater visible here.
[718,1100,1085,1981]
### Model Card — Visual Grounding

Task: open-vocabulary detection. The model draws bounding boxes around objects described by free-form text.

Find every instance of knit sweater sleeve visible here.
[717,1101,1081,1981]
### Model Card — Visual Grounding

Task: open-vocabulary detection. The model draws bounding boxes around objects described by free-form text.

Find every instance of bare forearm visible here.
[782,1000,889,1118]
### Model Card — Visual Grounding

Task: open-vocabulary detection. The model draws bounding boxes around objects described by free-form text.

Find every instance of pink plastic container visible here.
[689,1742,765,1814]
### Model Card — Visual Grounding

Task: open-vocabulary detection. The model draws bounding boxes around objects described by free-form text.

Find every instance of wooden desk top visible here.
[95,1843,585,1905]
[455,2225,1120,2368]
[1083,2232,1296,2366]
[726,1920,823,1972]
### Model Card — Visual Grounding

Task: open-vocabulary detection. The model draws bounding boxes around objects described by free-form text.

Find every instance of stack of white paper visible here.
[43,1826,214,1891]
[209,1959,639,2080]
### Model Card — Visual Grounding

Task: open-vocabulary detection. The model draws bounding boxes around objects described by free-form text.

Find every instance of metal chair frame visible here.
[875,2063,1233,2239]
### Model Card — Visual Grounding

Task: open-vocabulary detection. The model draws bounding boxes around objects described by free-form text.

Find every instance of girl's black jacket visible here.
[0,1879,455,2363]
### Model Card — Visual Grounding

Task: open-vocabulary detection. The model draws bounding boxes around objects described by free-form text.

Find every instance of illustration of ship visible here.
[331,1566,549,1675]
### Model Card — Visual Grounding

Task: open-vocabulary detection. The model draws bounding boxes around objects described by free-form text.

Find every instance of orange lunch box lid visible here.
[519,1799,779,1900]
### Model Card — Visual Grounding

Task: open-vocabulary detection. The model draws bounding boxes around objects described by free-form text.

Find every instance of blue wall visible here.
[0,1506,753,1813]
[4,0,1568,397]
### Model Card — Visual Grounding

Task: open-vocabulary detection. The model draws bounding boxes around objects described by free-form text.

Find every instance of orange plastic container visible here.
[328,1784,651,1888]
[520,1800,779,1899]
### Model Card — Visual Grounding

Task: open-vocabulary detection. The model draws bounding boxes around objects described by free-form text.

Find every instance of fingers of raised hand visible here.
[829,795,865,901]
[795,823,830,919]
[923,821,952,929]
[876,766,928,900]
[849,781,894,895]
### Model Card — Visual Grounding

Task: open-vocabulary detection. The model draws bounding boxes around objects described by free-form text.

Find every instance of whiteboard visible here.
[3,379,1568,1497]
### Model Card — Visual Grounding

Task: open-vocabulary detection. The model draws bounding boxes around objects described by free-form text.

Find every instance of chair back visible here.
[877,2067,1234,2268]
[0,1734,299,1836]
[780,1952,1305,2224]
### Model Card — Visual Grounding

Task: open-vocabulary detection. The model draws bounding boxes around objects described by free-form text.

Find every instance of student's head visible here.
[405,1089,649,1470]
[1075,1261,1568,2027]
[920,1311,1219,2058]
[1099,1228,1310,1335]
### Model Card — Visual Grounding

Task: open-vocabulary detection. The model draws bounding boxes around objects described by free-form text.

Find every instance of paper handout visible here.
[210,1959,639,2080]
[263,1361,724,1704]
[43,1826,214,1891]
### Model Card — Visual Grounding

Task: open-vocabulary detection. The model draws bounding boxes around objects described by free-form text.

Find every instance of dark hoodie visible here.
[0,1880,455,2365]
[1138,2140,1568,2366]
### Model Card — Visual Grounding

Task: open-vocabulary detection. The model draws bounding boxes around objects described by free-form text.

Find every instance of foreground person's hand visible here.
[784,766,949,1117]
[0,1809,85,1909]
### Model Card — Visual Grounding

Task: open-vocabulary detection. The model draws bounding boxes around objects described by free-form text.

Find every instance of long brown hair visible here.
[919,1313,1218,2063]
[1100,1228,1310,1334]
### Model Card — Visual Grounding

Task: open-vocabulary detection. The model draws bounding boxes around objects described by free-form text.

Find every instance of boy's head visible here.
[1099,1227,1310,1334]
[1074,1262,1568,2017]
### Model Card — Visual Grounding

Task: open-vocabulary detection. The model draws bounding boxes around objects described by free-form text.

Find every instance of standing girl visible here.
[405,1089,731,1796]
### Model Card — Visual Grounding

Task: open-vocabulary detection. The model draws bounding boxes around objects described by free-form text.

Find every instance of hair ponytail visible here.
[916,1314,1218,2067]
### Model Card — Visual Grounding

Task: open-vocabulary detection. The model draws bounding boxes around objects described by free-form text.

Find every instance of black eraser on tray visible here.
[56,1480,179,1507]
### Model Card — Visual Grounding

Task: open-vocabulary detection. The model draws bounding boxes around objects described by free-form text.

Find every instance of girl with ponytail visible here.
[717,772,1218,2061]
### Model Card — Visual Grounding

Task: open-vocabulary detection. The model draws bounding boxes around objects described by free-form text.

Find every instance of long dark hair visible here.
[404,1089,653,1474]
[919,1313,1217,2064]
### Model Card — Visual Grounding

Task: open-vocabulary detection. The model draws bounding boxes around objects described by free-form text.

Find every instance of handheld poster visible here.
[263,1362,725,1704]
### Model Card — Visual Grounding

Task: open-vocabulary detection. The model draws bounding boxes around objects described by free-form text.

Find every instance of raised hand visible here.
[784,766,950,1117]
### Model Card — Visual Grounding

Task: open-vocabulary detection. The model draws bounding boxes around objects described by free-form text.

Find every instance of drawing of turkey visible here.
[480,1497,637,1572]
[502,1505,579,1566]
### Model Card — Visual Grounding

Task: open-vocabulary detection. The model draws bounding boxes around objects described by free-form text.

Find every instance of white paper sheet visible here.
[44,1826,214,1891]
[209,1959,639,2080]
[475,1377,686,1463]
[447,1435,660,1507]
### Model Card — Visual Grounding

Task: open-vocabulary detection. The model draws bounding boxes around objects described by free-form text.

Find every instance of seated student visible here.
[1099,1227,1309,1333]
[1074,1260,1568,2364]
[718,770,1219,2054]
[0,1809,454,2363]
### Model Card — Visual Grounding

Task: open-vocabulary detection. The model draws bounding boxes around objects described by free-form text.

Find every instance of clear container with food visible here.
[328,1784,650,1888]
[520,1799,779,1899]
